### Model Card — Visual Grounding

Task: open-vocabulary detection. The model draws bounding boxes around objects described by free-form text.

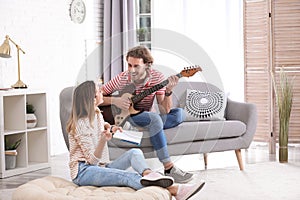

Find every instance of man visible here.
[101,45,193,183]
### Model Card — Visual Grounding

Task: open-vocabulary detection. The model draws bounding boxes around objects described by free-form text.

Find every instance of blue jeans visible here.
[128,108,185,164]
[72,149,149,190]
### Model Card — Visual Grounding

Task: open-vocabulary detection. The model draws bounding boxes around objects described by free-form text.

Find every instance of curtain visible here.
[102,0,137,82]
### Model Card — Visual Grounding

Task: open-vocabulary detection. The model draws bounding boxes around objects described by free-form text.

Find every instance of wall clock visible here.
[69,0,86,24]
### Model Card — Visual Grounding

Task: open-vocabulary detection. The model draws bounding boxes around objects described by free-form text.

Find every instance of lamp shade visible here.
[0,36,11,58]
[0,35,27,89]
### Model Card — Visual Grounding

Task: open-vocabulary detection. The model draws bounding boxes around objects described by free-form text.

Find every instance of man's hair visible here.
[126,45,153,65]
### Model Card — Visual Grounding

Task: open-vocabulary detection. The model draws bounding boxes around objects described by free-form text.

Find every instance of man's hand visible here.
[166,75,179,92]
[113,95,131,110]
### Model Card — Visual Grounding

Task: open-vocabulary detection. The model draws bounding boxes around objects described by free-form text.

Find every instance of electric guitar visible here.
[100,66,202,126]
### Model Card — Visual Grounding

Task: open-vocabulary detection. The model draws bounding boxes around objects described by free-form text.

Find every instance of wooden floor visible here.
[1,142,300,199]
[0,153,70,190]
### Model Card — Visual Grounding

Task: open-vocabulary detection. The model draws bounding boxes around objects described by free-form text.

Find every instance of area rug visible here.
[2,162,299,200]
[187,162,300,200]
[0,188,14,200]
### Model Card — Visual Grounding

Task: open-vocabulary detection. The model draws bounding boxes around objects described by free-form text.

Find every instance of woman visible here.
[66,80,205,200]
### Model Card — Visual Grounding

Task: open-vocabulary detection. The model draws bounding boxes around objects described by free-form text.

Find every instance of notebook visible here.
[112,130,143,146]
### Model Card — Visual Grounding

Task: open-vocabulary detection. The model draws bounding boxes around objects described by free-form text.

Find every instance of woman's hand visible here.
[110,125,123,134]
[101,125,123,141]
[101,129,113,141]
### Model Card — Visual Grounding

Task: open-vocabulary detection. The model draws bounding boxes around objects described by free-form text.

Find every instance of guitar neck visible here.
[131,73,182,104]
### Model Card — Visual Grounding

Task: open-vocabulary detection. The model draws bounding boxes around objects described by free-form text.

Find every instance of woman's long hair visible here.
[66,81,96,134]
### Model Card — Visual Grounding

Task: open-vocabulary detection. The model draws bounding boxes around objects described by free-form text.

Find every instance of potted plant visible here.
[26,102,37,128]
[5,138,21,170]
[272,67,294,163]
[138,27,150,42]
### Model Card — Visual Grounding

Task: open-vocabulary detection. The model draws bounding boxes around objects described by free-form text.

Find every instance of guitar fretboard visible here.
[131,73,183,104]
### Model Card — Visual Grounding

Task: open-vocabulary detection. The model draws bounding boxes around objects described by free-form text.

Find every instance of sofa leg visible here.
[203,153,208,170]
[235,149,244,170]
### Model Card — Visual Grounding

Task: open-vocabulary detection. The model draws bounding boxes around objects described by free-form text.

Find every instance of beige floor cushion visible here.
[12,176,171,200]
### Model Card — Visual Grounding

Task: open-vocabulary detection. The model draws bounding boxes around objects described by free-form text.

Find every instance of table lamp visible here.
[0,35,27,89]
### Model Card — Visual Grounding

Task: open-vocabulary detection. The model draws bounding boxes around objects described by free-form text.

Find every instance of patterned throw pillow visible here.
[184,89,226,121]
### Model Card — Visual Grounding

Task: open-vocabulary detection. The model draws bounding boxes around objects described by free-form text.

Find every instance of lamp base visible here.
[11,80,27,89]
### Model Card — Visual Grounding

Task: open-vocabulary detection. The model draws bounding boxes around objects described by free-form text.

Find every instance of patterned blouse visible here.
[68,108,110,180]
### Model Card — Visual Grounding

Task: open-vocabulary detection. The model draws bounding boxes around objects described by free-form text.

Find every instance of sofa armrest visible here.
[225,98,257,147]
[59,86,74,150]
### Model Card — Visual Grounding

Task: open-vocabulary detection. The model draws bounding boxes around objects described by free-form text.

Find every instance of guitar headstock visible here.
[180,65,202,78]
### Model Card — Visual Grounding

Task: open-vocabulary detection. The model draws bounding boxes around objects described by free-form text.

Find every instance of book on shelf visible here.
[112,130,143,146]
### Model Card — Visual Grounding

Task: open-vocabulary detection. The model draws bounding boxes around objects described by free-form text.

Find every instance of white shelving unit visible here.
[0,89,50,178]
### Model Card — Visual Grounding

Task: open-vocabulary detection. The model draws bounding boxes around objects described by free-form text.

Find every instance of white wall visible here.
[152,0,244,101]
[0,0,244,155]
[0,0,96,155]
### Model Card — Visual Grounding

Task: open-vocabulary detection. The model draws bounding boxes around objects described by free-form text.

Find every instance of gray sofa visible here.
[60,81,257,170]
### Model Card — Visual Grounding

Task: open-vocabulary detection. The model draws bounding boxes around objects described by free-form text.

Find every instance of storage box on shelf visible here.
[0,89,50,178]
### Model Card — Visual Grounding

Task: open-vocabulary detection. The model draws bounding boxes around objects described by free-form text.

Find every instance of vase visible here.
[279,146,288,163]
[279,120,289,163]
[5,150,17,170]
[26,113,37,128]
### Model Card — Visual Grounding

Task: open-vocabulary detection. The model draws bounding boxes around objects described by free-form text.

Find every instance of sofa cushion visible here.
[12,176,171,200]
[108,120,246,148]
[164,120,246,144]
[183,89,226,121]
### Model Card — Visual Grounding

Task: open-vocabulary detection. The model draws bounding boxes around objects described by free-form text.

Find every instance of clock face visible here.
[70,0,86,24]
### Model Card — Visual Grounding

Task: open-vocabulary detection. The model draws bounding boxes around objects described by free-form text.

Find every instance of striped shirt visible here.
[102,69,166,111]
[69,109,110,180]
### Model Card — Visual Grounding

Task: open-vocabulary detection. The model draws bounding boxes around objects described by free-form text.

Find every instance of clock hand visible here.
[75,7,84,14]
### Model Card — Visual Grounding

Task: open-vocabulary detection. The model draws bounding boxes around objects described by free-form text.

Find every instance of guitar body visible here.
[99,105,116,125]
[99,66,202,126]
[114,93,141,126]
[99,84,140,125]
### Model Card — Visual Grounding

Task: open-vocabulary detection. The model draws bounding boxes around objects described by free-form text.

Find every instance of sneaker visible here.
[165,166,194,183]
[175,181,205,200]
[140,172,174,188]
